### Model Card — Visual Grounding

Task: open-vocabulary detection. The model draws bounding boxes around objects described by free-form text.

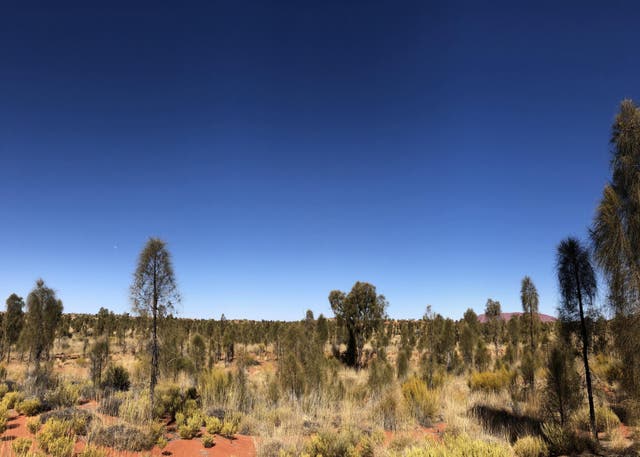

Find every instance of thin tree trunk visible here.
[575,270,598,441]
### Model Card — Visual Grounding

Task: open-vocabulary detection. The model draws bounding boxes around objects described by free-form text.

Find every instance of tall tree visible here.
[591,99,640,398]
[484,299,502,358]
[520,276,539,387]
[556,237,598,441]
[329,281,388,368]
[131,238,180,413]
[3,294,25,362]
[22,279,63,373]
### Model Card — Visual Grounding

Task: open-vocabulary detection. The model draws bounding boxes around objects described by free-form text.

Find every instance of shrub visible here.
[12,437,33,456]
[401,376,439,426]
[27,416,41,434]
[3,391,24,409]
[202,433,215,448]
[18,398,43,416]
[45,382,79,408]
[47,436,75,457]
[88,424,158,452]
[40,408,93,435]
[573,405,620,433]
[37,419,73,454]
[401,434,511,457]
[78,445,107,457]
[468,369,515,392]
[304,428,362,457]
[0,405,8,433]
[102,365,131,391]
[118,391,151,423]
[512,436,548,457]
[376,389,403,431]
[541,422,591,456]
[206,416,223,434]
[0,383,9,400]
[178,415,202,439]
[98,394,122,416]
[157,436,168,449]
[220,419,238,438]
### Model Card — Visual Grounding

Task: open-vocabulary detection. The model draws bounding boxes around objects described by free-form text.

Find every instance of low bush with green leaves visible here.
[37,418,75,457]
[221,418,239,438]
[401,376,439,426]
[12,437,33,456]
[468,369,515,392]
[206,416,223,434]
[2,391,24,409]
[78,445,107,457]
[512,436,548,457]
[397,434,511,457]
[202,433,215,448]
[102,365,131,391]
[27,416,41,434]
[89,424,159,452]
[17,398,43,416]
[178,415,202,439]
[45,381,79,408]
[541,422,592,456]
[573,405,620,433]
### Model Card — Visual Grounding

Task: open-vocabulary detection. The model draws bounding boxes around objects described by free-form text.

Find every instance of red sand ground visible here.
[0,408,256,457]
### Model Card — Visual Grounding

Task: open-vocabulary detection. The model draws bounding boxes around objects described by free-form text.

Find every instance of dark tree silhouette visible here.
[3,293,24,362]
[556,237,598,441]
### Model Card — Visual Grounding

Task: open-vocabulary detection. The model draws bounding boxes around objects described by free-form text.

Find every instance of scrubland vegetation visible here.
[1,100,640,456]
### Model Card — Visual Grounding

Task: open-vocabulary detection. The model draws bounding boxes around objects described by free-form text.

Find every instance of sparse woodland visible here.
[1,100,640,457]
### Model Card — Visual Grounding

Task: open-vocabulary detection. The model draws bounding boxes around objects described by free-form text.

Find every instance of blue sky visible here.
[1,1,638,320]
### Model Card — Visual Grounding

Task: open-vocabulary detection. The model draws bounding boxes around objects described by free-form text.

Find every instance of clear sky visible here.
[1,1,639,320]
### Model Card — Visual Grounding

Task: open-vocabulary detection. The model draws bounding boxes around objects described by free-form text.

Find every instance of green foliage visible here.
[221,418,239,438]
[178,415,202,439]
[304,428,363,457]
[541,422,591,456]
[394,434,511,457]
[573,405,620,433]
[512,436,548,457]
[543,344,582,426]
[40,408,94,436]
[78,445,107,457]
[202,433,215,448]
[468,369,515,393]
[2,389,24,409]
[17,398,43,416]
[329,281,388,368]
[89,423,160,452]
[102,364,130,391]
[12,437,33,456]
[205,416,223,434]
[45,381,79,408]
[27,416,41,433]
[401,376,438,426]
[37,419,74,456]
[23,279,63,370]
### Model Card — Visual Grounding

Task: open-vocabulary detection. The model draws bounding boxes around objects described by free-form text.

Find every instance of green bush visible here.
[45,382,79,408]
[2,391,24,409]
[573,405,620,433]
[102,365,131,391]
[40,408,93,435]
[78,445,107,457]
[202,433,215,448]
[468,369,515,392]
[12,437,33,456]
[220,419,238,438]
[0,383,9,400]
[401,376,439,426]
[206,416,223,434]
[512,436,548,457]
[304,428,362,457]
[541,422,591,456]
[47,436,75,457]
[178,415,202,439]
[0,405,8,433]
[37,418,73,454]
[88,424,158,452]
[401,434,511,457]
[27,416,41,434]
[18,398,43,416]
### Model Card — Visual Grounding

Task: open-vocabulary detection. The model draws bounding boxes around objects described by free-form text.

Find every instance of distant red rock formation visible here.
[477,311,556,323]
